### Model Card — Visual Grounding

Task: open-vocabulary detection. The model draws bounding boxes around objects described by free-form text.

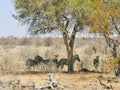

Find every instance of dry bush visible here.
[32,38,42,46]
[0,53,16,75]
[102,57,120,73]
[19,46,39,59]
[92,45,97,54]
[117,46,120,55]
[43,44,63,59]
[44,49,52,58]
[82,46,94,68]
[18,37,32,45]
[0,36,17,45]
[43,37,53,47]
[0,59,15,75]
[0,45,16,75]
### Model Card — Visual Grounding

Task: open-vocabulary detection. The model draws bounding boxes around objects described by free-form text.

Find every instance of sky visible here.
[0,0,28,37]
[0,0,97,38]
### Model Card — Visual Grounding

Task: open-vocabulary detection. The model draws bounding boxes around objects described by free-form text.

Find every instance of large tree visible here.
[14,0,89,73]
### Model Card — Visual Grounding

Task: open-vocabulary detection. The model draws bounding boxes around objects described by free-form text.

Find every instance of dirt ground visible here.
[0,72,119,90]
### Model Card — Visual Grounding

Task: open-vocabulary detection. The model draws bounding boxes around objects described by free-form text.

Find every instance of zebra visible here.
[34,55,43,65]
[39,55,58,65]
[79,61,89,72]
[26,55,59,72]
[39,55,59,73]
[26,58,36,71]
[52,55,59,65]
[57,54,80,71]
[93,56,100,72]
[115,68,120,77]
[26,55,43,71]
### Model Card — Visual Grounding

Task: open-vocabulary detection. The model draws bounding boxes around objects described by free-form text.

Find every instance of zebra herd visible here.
[25,54,120,77]
[26,54,80,72]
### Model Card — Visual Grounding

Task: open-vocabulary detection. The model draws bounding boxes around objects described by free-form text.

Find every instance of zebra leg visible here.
[94,65,98,72]
[61,65,64,72]
[27,66,31,72]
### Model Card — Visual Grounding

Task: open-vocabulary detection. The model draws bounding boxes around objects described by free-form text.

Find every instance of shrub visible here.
[0,59,14,75]
[43,37,53,47]
[102,57,120,73]
[92,45,97,54]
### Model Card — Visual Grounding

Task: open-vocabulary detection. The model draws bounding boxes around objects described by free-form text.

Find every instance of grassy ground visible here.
[0,38,120,90]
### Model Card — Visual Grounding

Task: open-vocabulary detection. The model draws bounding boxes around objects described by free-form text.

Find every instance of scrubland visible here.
[0,37,120,90]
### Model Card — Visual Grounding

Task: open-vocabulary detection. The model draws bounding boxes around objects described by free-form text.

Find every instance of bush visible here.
[43,37,53,47]
[102,56,120,73]
[0,59,14,75]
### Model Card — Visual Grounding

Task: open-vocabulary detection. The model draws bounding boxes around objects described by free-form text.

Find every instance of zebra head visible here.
[96,56,100,60]
[73,54,80,62]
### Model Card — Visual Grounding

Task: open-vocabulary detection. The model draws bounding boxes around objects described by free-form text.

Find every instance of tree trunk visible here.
[60,18,78,73]
[103,34,120,76]
[112,44,117,58]
[62,31,76,73]
[103,34,118,58]
[68,60,74,73]
[62,28,77,73]
[67,50,74,73]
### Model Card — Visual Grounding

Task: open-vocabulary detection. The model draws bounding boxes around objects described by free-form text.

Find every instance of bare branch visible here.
[111,15,120,35]
[63,15,70,28]
[69,21,78,49]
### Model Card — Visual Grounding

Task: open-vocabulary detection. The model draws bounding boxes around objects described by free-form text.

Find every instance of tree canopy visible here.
[88,0,120,36]
[14,0,91,73]
[14,0,120,73]
[88,0,120,58]
[14,0,120,39]
[14,0,89,35]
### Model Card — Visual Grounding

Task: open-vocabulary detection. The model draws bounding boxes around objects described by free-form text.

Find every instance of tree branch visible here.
[63,15,70,28]
[62,32,71,54]
[69,21,79,49]
[111,15,120,35]
[103,34,111,47]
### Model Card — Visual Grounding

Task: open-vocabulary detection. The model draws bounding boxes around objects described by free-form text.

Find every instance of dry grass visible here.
[0,38,120,90]
[0,45,109,73]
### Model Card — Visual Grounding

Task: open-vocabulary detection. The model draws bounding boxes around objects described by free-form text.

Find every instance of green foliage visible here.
[92,45,97,53]
[88,0,120,35]
[117,56,120,64]
[104,58,118,69]
[14,0,90,34]
[103,56,120,72]
[14,0,120,36]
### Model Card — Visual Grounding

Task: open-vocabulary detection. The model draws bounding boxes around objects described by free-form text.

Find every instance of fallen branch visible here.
[98,75,113,89]
[99,80,113,89]
[36,73,67,90]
